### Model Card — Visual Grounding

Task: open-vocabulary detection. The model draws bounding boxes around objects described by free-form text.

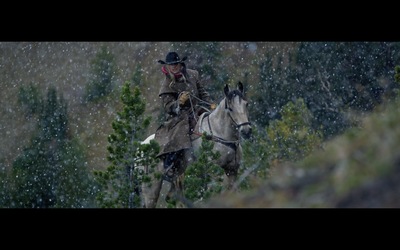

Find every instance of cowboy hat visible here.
[158,52,187,65]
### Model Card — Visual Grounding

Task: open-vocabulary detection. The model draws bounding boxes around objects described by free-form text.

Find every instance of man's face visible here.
[167,63,182,74]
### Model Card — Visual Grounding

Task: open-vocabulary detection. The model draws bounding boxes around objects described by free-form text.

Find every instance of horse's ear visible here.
[238,81,244,93]
[224,84,230,96]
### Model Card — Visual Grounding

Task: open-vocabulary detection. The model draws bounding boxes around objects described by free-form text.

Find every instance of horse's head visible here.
[223,81,252,140]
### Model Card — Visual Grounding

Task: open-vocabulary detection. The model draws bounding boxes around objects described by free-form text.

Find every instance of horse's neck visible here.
[207,106,239,141]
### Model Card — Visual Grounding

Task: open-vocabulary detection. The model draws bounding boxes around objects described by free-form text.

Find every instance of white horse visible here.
[191,81,252,189]
[140,81,252,208]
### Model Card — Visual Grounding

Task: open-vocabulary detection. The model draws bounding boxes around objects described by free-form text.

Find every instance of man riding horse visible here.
[148,52,215,205]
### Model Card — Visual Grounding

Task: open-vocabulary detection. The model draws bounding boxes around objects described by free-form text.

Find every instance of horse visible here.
[191,81,252,189]
[140,81,252,208]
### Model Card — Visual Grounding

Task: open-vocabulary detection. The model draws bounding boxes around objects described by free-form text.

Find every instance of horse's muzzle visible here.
[239,125,252,140]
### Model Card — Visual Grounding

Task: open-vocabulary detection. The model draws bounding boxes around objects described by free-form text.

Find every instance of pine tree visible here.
[0,164,11,207]
[94,81,159,208]
[84,45,118,103]
[17,82,43,118]
[184,133,224,205]
[10,87,97,208]
[130,64,144,87]
[240,98,323,189]
[266,98,323,161]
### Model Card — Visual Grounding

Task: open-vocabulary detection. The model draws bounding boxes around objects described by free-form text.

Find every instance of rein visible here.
[192,130,239,151]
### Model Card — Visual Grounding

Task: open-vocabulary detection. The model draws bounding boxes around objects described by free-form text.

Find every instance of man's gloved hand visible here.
[210,103,217,110]
[178,91,190,106]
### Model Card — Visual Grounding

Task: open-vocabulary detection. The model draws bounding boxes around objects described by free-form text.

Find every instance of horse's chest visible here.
[214,143,240,167]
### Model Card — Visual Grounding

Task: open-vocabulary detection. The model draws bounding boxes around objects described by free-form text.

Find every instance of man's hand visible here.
[178,91,190,106]
[210,103,217,110]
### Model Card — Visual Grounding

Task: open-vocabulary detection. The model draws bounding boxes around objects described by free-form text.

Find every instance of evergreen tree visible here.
[94,81,159,208]
[266,98,323,161]
[17,82,43,118]
[9,87,97,208]
[0,164,11,207]
[130,64,144,88]
[84,45,118,103]
[184,133,224,205]
[240,126,271,186]
[240,98,323,189]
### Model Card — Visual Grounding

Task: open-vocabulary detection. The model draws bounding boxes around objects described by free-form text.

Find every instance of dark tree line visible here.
[1,87,98,208]
[251,42,400,139]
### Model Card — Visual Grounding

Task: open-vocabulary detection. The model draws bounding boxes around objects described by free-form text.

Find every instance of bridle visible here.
[225,98,252,129]
[192,96,251,151]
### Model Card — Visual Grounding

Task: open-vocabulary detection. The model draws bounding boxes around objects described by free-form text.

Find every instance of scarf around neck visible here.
[162,66,183,80]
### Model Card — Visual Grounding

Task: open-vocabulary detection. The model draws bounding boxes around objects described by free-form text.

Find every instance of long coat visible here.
[155,68,212,158]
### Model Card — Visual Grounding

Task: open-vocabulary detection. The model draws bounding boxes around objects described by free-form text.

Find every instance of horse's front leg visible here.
[223,149,242,191]
[224,168,239,191]
[165,173,185,207]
